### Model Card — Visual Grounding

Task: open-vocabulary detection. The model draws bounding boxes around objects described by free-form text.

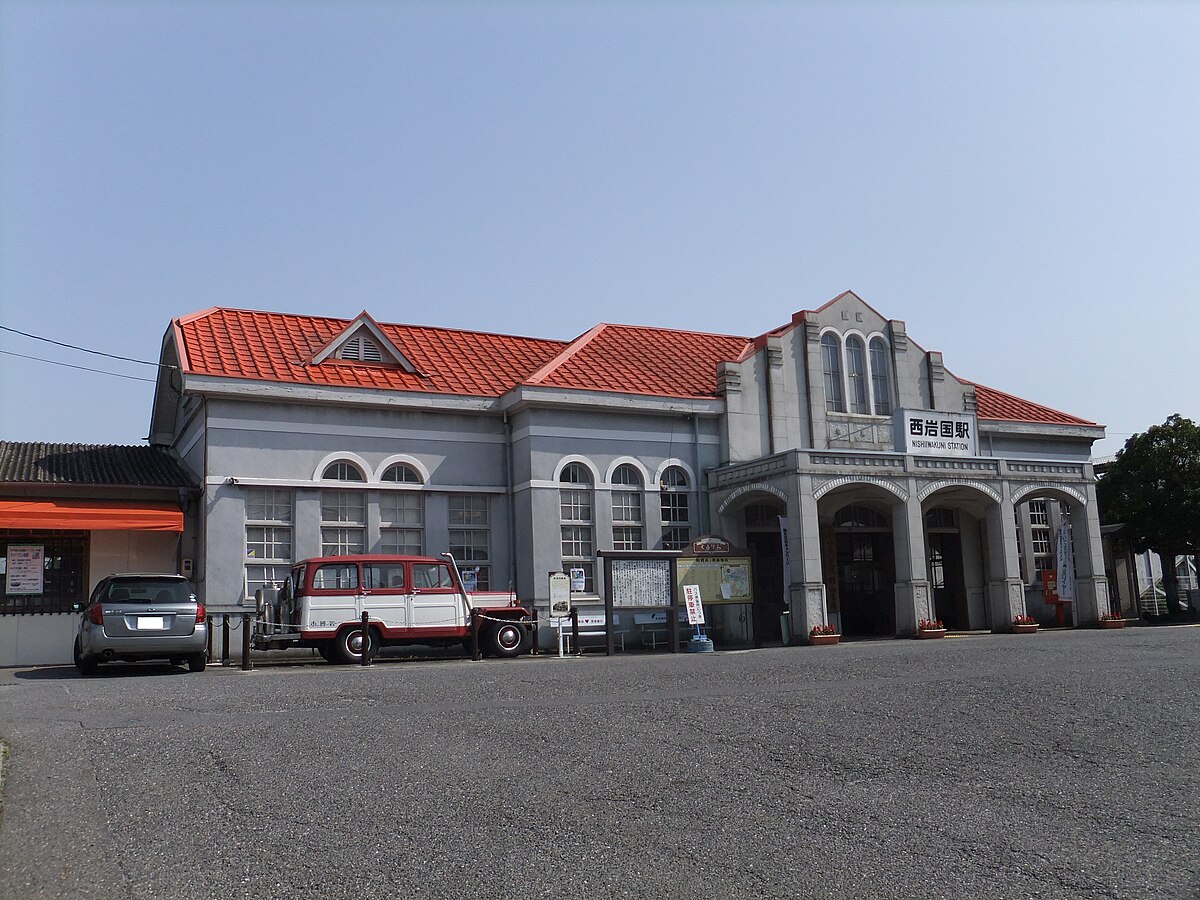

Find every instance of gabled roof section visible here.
[971,383,1097,427]
[524,323,752,400]
[308,311,422,372]
[0,443,195,488]
[176,308,567,397]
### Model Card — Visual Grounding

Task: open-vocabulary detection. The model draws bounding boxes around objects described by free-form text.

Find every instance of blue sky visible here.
[2,1,1197,458]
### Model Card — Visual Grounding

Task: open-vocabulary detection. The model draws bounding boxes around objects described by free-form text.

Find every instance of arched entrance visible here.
[925,506,968,629]
[828,503,896,637]
[744,501,786,644]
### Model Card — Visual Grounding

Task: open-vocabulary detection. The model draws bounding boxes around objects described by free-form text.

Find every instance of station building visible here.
[146,290,1111,646]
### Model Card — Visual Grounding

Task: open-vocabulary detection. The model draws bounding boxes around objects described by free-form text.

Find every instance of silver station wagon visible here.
[74,574,208,675]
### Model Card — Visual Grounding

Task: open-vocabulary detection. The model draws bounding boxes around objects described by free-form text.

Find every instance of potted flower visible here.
[1012,615,1039,634]
[916,618,946,639]
[1099,611,1126,629]
[808,623,841,646]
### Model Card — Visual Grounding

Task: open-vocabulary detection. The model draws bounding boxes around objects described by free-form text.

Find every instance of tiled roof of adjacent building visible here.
[0,443,195,488]
[172,307,1095,425]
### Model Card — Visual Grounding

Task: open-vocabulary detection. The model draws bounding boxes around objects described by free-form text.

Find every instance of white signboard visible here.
[896,409,978,457]
[549,572,571,617]
[610,558,672,608]
[5,544,44,595]
[683,584,705,625]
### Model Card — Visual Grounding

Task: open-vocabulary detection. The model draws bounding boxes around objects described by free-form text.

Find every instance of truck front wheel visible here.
[486,621,527,659]
[333,626,376,664]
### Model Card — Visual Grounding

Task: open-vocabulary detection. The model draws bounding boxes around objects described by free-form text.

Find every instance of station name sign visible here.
[895,409,978,458]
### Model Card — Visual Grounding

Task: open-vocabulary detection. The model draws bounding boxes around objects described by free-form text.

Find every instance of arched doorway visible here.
[925,506,968,629]
[829,503,896,637]
[743,501,786,645]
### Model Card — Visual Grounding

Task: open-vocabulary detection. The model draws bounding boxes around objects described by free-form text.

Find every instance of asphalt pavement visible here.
[0,627,1197,899]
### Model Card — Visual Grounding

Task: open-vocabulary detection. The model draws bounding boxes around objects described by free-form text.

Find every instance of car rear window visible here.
[105,579,195,604]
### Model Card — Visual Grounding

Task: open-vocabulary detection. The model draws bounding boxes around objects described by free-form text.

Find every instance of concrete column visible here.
[984,481,1025,632]
[892,486,931,636]
[1069,484,1112,625]
[791,474,827,635]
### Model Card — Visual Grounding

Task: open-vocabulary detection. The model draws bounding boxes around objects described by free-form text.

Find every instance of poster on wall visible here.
[609,558,672,607]
[5,544,45,595]
[674,556,753,605]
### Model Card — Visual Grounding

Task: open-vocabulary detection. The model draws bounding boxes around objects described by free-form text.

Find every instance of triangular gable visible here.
[308,311,422,373]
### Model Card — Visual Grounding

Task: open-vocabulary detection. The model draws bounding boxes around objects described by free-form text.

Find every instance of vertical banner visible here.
[1056,522,1076,604]
[777,515,792,610]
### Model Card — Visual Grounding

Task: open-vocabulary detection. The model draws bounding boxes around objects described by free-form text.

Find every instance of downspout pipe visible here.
[504,411,517,593]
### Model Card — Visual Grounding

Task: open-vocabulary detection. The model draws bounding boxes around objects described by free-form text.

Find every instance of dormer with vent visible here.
[309,311,424,374]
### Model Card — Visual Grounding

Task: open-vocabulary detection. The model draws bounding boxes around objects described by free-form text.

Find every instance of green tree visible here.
[1097,414,1200,615]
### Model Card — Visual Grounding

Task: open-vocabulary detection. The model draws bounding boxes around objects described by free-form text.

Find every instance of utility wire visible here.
[0,349,157,383]
[0,324,175,369]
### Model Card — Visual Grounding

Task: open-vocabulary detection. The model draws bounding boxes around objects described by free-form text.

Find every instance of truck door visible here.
[307,562,360,628]
[409,561,461,630]
[361,561,409,630]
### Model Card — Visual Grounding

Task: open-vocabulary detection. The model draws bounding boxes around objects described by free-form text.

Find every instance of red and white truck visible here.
[251,553,532,663]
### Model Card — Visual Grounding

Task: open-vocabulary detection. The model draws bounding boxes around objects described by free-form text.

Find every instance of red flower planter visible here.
[916,628,947,640]
[1100,618,1125,629]
[808,633,841,646]
[1012,623,1039,634]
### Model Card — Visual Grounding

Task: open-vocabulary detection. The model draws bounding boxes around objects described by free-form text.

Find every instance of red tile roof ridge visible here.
[967,380,1099,427]
[523,323,609,385]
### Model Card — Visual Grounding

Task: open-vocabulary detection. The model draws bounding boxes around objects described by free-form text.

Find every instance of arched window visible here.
[611,464,643,551]
[821,333,845,413]
[846,335,868,414]
[659,466,691,550]
[869,337,892,416]
[322,461,365,481]
[559,463,595,593]
[381,463,422,484]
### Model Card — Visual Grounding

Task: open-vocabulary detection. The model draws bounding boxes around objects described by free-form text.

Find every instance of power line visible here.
[0,324,174,369]
[0,349,157,383]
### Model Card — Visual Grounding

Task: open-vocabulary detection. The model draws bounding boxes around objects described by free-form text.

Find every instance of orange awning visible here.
[0,500,184,532]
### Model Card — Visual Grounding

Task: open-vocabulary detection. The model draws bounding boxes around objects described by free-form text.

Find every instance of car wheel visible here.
[486,621,528,659]
[333,626,375,664]
[188,653,207,673]
[73,639,98,677]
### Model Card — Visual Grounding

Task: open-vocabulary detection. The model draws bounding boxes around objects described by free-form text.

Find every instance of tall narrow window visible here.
[380,492,423,555]
[246,488,293,599]
[869,337,892,415]
[560,463,595,593]
[321,490,365,556]
[845,335,868,414]
[449,495,490,590]
[611,464,644,551]
[821,333,845,413]
[1028,500,1053,573]
[659,466,692,550]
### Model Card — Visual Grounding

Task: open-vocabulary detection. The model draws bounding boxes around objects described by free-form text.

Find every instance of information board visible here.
[609,557,672,608]
[674,556,753,605]
[5,545,44,595]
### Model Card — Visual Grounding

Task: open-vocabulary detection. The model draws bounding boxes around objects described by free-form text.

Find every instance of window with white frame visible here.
[659,465,692,550]
[560,463,595,592]
[381,462,421,483]
[322,460,365,481]
[449,494,490,590]
[321,490,365,556]
[845,335,868,414]
[245,488,293,600]
[611,464,644,551]
[869,337,892,415]
[379,491,423,555]
[821,332,845,413]
[1028,499,1053,573]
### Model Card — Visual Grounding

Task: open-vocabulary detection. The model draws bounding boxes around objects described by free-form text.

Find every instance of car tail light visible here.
[89,604,104,625]
[195,602,207,625]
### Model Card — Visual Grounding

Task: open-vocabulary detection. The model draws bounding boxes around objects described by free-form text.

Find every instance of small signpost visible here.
[682,584,713,652]
[549,572,572,658]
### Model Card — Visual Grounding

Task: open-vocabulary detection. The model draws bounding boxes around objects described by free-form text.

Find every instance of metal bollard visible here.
[241,613,252,671]
[470,609,481,661]
[570,607,580,657]
[360,611,370,667]
[221,615,231,666]
[530,608,539,656]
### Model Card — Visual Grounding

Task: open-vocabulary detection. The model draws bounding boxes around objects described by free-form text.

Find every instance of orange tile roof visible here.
[173,307,1095,425]
[972,383,1096,427]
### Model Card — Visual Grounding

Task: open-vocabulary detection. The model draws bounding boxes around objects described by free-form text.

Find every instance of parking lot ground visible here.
[1,626,1197,899]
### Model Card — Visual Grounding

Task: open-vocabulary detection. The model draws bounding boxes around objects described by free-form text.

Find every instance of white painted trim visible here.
[312,452,372,483]
[653,458,697,490]
[1011,483,1088,507]
[183,374,498,412]
[812,475,909,503]
[553,455,600,484]
[374,455,430,484]
[205,475,505,493]
[917,479,1002,505]
[207,415,507,445]
[604,456,651,487]
[716,482,788,514]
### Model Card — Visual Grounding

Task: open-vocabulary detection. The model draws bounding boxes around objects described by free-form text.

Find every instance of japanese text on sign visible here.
[895,409,978,457]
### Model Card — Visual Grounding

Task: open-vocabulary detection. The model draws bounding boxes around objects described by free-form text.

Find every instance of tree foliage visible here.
[1097,414,1200,613]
